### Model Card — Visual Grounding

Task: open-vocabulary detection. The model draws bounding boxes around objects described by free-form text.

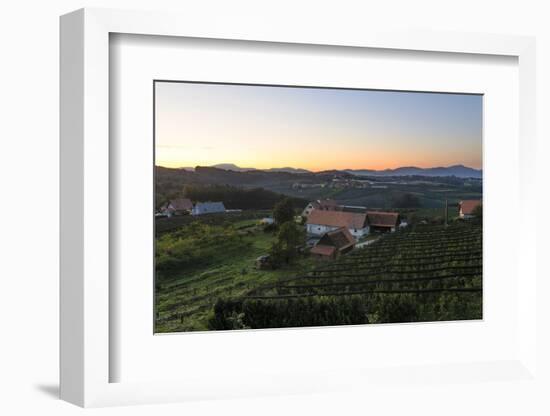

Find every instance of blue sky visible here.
[155,81,482,171]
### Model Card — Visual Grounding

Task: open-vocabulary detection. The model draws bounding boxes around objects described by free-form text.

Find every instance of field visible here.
[156,211,482,332]
[155,211,317,332]
[209,220,482,329]
[276,179,481,209]
[155,210,271,236]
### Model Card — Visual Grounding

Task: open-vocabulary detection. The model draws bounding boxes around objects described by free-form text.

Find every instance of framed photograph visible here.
[153,80,483,334]
[60,8,538,408]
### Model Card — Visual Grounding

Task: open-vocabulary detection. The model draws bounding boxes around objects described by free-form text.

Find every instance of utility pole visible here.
[445,199,448,227]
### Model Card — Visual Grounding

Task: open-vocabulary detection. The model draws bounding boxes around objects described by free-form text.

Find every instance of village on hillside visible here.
[154,189,482,332]
[156,195,482,264]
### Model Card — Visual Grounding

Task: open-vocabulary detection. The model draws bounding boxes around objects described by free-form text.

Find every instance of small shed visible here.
[255,255,272,270]
[310,227,356,260]
[366,211,400,233]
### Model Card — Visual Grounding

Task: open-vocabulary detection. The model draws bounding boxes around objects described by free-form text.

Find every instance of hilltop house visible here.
[306,209,369,239]
[160,198,193,216]
[310,227,356,260]
[191,201,226,216]
[459,200,481,219]
[366,211,400,233]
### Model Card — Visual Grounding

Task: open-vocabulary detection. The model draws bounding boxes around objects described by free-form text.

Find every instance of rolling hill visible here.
[345,164,482,178]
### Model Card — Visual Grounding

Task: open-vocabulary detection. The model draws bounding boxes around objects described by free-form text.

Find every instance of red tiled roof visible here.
[318,199,339,208]
[366,211,400,228]
[319,227,356,250]
[309,201,321,209]
[307,209,367,229]
[310,245,336,257]
[170,198,193,211]
[460,200,481,215]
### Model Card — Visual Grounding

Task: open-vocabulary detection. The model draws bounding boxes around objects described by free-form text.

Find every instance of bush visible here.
[208,296,369,330]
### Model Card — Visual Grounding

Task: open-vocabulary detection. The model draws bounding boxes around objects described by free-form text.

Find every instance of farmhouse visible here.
[191,201,226,216]
[306,209,369,239]
[301,199,340,217]
[302,201,319,217]
[459,199,481,219]
[366,211,400,233]
[160,197,193,216]
[310,227,356,260]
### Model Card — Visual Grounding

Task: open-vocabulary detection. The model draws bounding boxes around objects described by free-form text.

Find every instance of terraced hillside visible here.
[209,221,482,330]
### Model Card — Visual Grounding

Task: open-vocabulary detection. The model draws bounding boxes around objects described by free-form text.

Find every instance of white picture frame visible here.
[60,8,538,408]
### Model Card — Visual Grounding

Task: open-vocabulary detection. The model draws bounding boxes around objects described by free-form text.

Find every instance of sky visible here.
[155,81,482,171]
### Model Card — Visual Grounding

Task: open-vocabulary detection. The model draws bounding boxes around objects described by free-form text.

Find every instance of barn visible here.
[310,227,356,260]
[366,211,400,233]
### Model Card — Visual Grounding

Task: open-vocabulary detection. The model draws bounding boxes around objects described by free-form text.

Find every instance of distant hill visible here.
[345,165,482,179]
[211,163,310,174]
[211,163,256,172]
[178,164,311,174]
[173,163,481,178]
[263,167,311,174]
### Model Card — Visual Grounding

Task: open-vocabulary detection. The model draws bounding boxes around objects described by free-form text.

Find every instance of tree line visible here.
[157,183,307,211]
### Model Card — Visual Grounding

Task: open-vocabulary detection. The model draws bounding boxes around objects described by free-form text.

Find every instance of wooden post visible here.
[445,199,448,226]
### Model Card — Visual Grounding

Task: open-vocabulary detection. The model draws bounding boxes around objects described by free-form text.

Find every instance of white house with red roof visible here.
[306,209,369,238]
[459,199,481,219]
[301,199,340,217]
[306,208,401,239]
[160,198,194,216]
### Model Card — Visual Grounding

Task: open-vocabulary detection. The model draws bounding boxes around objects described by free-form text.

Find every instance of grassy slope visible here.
[155,219,316,332]
[155,210,271,236]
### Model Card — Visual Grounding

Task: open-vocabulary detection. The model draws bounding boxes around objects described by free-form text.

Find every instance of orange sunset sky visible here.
[155,82,482,172]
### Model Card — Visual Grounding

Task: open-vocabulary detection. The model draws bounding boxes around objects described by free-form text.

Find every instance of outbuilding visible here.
[310,227,356,260]
[366,211,400,233]
[459,200,481,219]
[191,201,226,216]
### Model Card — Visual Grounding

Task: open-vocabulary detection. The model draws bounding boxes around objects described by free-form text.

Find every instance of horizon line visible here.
[154,163,483,173]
